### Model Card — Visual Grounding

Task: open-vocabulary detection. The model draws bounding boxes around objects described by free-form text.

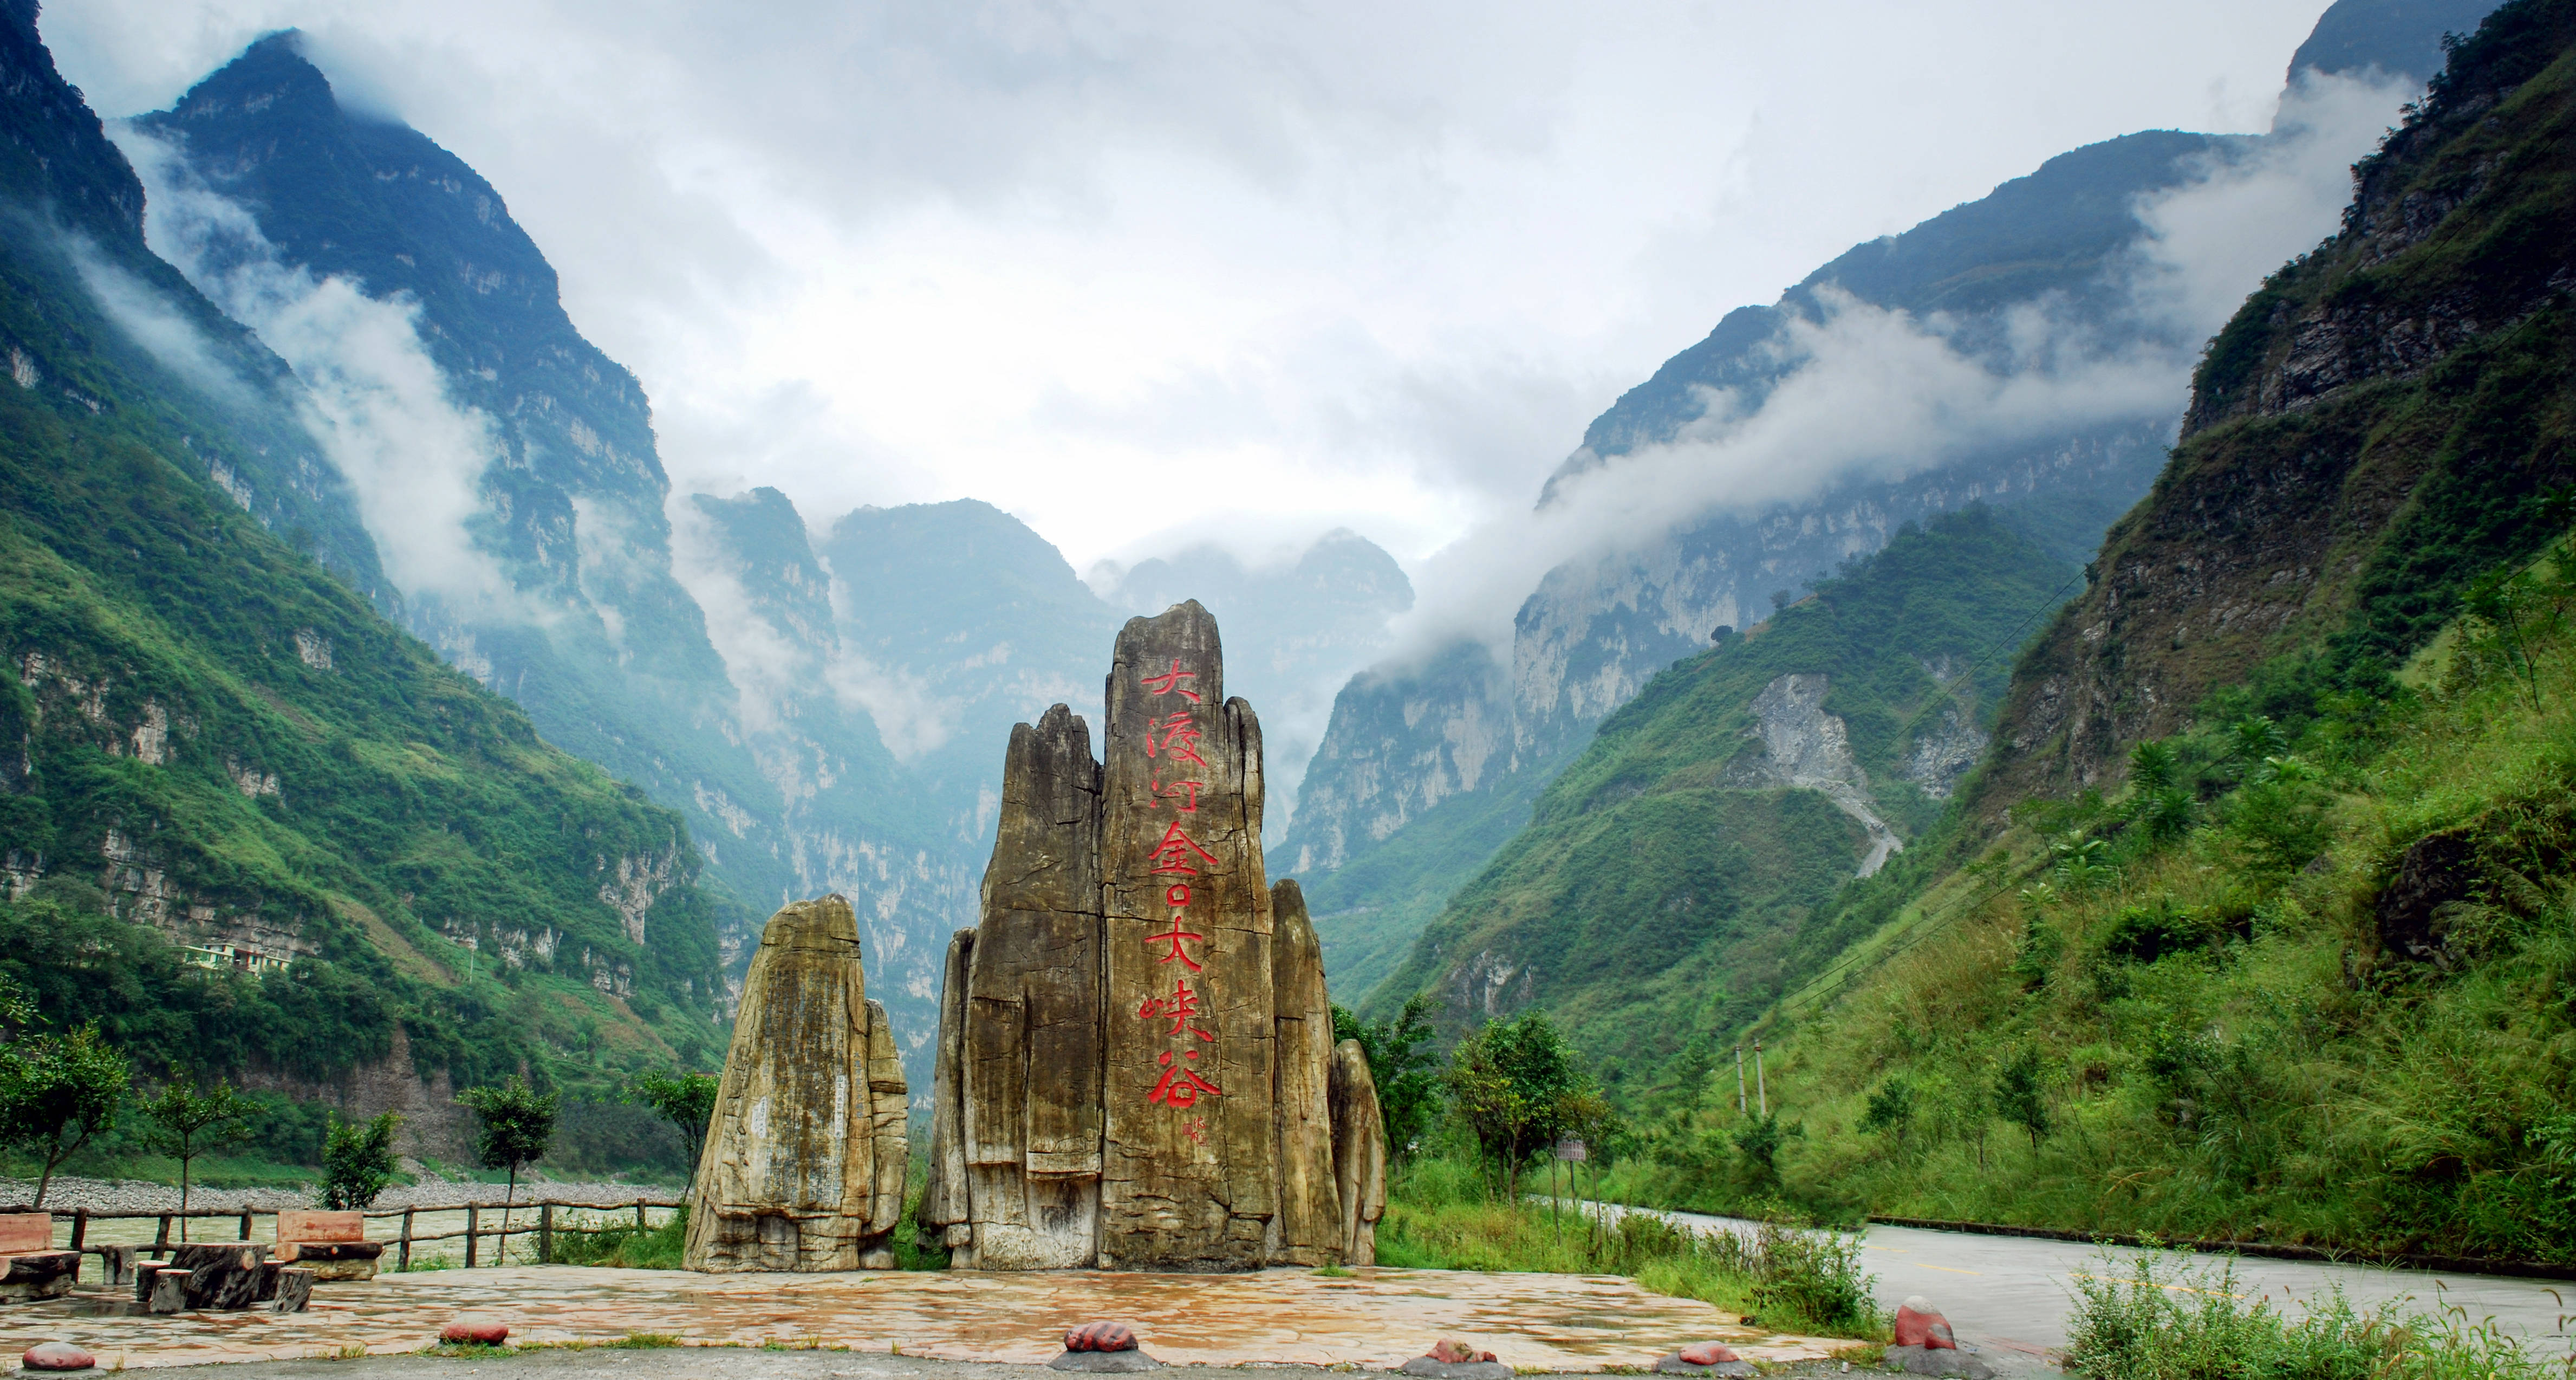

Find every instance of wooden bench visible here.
[275,1209,382,1281]
[0,1213,79,1304]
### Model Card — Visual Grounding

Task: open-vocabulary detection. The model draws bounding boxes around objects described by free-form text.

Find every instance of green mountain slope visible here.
[1979,0,2576,814]
[0,3,737,1166]
[1366,510,2078,1094]
[1604,0,2576,1262]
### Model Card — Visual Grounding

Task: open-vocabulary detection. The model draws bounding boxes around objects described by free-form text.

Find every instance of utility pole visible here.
[1734,1045,1747,1114]
[1754,1041,1768,1117]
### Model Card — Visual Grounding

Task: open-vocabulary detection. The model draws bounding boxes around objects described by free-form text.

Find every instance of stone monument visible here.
[684,895,909,1271]
[921,600,1387,1269]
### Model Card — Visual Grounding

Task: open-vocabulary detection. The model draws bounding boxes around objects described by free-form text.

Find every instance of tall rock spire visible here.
[684,896,908,1271]
[920,601,1369,1268]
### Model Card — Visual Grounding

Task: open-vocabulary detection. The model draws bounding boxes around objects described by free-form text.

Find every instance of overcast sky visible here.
[48,0,2336,574]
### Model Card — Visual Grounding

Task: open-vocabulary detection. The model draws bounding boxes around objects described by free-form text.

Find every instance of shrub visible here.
[2065,1249,2567,1380]
[319,1111,401,1209]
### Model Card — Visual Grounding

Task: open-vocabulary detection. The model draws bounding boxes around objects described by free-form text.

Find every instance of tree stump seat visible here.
[276,1211,381,1281]
[135,1243,284,1313]
[0,1213,77,1304]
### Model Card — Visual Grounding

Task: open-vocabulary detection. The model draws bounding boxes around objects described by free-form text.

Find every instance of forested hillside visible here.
[0,0,737,1169]
[1365,510,2077,1091]
[1596,0,2576,1262]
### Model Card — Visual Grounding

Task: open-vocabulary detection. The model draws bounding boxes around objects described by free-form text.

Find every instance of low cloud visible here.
[62,239,255,409]
[1388,68,2417,660]
[109,124,512,616]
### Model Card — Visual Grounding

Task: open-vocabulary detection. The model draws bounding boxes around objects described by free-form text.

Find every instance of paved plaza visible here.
[0,1265,1851,1372]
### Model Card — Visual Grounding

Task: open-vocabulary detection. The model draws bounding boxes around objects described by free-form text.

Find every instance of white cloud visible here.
[62,239,253,408]
[109,124,512,614]
[43,0,2337,576]
[1387,66,2422,657]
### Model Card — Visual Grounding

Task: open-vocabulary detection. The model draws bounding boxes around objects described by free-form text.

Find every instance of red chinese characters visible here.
[1140,659,1201,703]
[1137,976,1216,1039]
[1148,819,1217,876]
[1135,656,1223,1114]
[1146,916,1205,972]
[1142,711,1209,768]
[1148,1048,1221,1107]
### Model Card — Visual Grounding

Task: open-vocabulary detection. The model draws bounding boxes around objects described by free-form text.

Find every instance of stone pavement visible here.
[0,1265,1859,1371]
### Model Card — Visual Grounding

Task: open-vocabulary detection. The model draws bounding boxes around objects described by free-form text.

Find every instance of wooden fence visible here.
[0,1198,685,1271]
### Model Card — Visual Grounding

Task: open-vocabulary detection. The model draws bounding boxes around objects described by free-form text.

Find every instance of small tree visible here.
[1858,1074,1915,1150]
[1994,1047,2051,1152]
[459,1076,559,1264]
[626,1071,719,1165]
[0,1021,131,1207]
[1332,994,1442,1160]
[1733,1111,1797,1188]
[1446,1012,1591,1202]
[139,1067,259,1239]
[319,1111,402,1210]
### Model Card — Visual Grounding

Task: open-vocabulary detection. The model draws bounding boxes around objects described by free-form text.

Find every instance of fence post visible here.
[635,1201,647,1231]
[400,1209,415,1272]
[153,1214,171,1259]
[465,1206,479,1269]
[539,1204,552,1265]
[238,1204,252,1242]
[70,1208,86,1252]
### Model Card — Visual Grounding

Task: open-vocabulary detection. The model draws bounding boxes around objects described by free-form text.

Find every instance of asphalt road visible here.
[1617,1204,2576,1370]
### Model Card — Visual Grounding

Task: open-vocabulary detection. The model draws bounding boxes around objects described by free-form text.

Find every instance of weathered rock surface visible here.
[1411,1349,1504,1369]
[22,1342,95,1372]
[1328,1037,1388,1265]
[1049,1351,1162,1372]
[921,601,1358,1269]
[684,895,908,1271]
[1884,1344,1994,1379]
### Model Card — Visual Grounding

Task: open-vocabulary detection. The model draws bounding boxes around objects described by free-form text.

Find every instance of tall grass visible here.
[1379,1154,1882,1339]
[545,1203,688,1269]
[2065,1250,2574,1380]
[1610,577,2576,1262]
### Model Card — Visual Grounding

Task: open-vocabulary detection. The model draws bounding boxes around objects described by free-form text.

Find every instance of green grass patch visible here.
[1379,1156,1881,1340]
[2065,1250,2573,1380]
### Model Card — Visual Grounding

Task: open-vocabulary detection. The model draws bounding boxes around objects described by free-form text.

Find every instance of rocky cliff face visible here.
[1980,0,2576,809]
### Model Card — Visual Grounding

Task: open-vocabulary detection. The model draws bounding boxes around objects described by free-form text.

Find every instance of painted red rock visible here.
[1894,1299,1957,1350]
[1064,1322,1137,1353]
[441,1318,510,1345]
[23,1342,96,1372]
[1679,1343,1741,1366]
[1430,1340,1498,1364]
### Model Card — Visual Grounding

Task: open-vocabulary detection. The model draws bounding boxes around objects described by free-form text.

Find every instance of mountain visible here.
[1296,0,2497,1008]
[115,34,983,1069]
[0,0,733,1167]
[108,28,1435,1090]
[1984,0,2576,812]
[1364,508,2076,1090]
[1609,0,2576,1261]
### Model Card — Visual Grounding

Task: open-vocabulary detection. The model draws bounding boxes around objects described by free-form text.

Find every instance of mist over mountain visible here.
[1293,0,2488,1006]
[0,0,736,1168]
[47,28,1428,1094]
